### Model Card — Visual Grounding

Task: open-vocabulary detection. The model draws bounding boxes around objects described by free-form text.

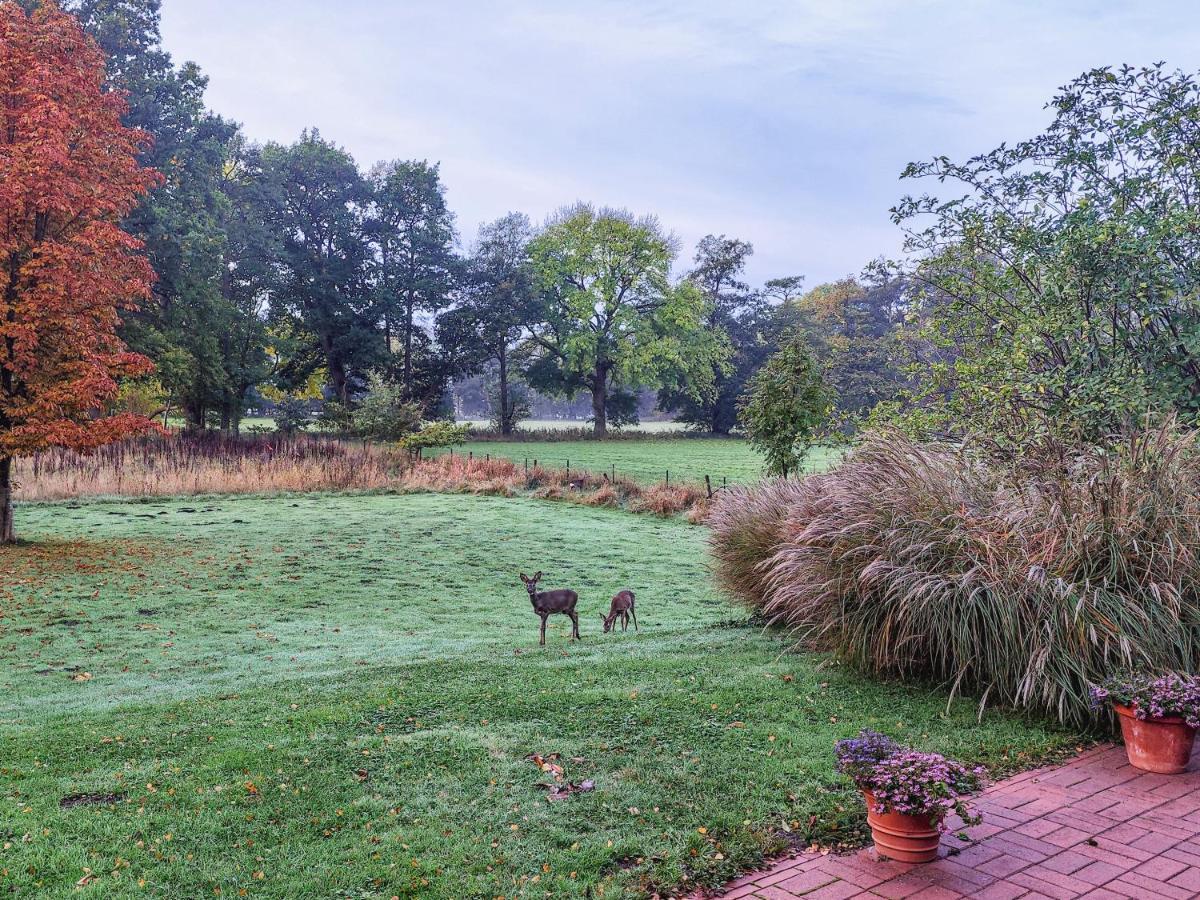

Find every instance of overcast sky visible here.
[159,1,1200,285]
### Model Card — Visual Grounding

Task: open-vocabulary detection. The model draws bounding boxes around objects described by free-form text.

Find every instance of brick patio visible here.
[697,744,1200,899]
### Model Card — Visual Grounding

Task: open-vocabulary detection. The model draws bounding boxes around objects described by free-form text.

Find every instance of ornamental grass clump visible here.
[709,423,1200,726]
[835,730,984,825]
[1091,673,1200,728]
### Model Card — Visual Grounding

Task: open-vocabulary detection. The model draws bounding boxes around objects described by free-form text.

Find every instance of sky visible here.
[159,0,1200,286]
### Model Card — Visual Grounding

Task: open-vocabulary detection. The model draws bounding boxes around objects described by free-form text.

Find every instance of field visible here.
[1,493,1081,898]
[431,439,841,486]
[462,420,687,433]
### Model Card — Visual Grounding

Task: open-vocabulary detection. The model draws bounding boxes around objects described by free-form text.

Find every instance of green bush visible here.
[399,421,470,457]
[708,426,1200,725]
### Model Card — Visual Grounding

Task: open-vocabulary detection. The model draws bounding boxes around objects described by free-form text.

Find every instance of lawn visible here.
[430,439,841,486]
[0,494,1080,898]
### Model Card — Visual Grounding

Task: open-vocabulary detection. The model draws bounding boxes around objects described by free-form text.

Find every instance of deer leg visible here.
[631,607,638,631]
[539,613,547,647]
[621,612,628,632]
[569,610,580,640]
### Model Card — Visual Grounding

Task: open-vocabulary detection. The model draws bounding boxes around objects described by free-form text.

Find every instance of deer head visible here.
[519,571,544,600]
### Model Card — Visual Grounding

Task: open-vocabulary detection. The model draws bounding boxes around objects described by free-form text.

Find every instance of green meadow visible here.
[1,493,1079,898]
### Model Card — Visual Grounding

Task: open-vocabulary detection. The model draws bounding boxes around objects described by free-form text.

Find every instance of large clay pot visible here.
[861,789,943,863]
[1114,703,1197,774]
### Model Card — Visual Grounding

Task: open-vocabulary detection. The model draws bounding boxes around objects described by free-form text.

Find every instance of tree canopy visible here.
[888,64,1200,450]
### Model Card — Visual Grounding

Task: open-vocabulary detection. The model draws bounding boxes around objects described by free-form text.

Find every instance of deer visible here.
[600,589,637,633]
[519,571,580,646]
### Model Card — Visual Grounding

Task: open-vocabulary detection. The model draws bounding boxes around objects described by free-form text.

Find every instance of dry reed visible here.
[14,433,710,521]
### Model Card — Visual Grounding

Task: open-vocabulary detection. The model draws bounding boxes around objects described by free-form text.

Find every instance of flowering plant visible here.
[1090,673,1200,729]
[835,730,984,826]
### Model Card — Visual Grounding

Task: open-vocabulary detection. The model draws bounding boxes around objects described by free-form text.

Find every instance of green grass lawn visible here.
[0,494,1081,898]
[430,439,841,486]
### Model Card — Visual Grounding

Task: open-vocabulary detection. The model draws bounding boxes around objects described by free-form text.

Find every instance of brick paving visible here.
[697,744,1200,899]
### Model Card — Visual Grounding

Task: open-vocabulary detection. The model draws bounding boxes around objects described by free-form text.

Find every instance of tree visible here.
[261,131,378,404]
[59,0,265,433]
[790,277,906,428]
[0,1,159,542]
[889,64,1200,449]
[657,235,753,433]
[739,331,830,478]
[526,204,719,436]
[367,160,458,409]
[438,213,536,434]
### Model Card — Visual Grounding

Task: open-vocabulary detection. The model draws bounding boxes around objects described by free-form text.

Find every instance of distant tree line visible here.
[28,0,908,440]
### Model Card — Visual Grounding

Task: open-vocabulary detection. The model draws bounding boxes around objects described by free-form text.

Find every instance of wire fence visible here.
[445,447,747,499]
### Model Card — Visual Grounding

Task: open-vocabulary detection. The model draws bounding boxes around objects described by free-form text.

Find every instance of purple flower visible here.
[1092,673,1200,729]
[834,729,984,827]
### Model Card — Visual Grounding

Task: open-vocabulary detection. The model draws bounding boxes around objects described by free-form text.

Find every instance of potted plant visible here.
[835,730,984,863]
[1091,673,1200,774]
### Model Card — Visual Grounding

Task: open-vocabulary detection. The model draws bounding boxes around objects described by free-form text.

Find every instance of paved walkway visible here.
[700,744,1200,899]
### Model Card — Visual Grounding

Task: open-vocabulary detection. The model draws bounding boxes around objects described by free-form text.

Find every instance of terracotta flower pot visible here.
[861,789,943,863]
[1113,703,1197,774]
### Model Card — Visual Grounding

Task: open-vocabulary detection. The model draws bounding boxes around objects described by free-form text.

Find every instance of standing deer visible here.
[600,589,637,633]
[520,571,580,646]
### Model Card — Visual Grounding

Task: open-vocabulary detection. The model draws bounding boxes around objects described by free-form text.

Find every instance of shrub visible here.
[399,422,470,458]
[351,377,424,441]
[273,397,313,434]
[710,426,1200,726]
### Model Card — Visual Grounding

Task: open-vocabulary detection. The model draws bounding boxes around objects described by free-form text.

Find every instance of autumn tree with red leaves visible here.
[0,1,160,543]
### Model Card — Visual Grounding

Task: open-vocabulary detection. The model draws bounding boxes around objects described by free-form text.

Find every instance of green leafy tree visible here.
[260,131,379,404]
[367,160,458,409]
[739,331,830,477]
[790,277,906,429]
[888,64,1200,449]
[526,204,721,436]
[438,212,536,434]
[657,235,754,433]
[53,0,274,433]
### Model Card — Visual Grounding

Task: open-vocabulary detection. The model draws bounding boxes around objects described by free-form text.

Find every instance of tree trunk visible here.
[0,455,14,545]
[320,331,349,404]
[403,295,414,392]
[498,348,511,436]
[591,367,608,437]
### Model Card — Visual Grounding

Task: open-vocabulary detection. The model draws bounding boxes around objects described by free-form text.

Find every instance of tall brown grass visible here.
[709,426,1200,725]
[14,433,707,520]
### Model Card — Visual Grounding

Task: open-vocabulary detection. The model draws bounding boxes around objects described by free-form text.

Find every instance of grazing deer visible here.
[600,589,637,633]
[520,571,580,646]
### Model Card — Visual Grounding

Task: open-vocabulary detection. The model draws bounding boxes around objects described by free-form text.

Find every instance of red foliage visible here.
[0,1,161,462]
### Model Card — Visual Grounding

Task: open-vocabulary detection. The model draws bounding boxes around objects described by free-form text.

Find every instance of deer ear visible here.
[519,573,528,583]
[534,571,543,579]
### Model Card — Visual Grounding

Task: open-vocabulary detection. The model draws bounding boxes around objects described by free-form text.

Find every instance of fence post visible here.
[611,464,616,482]
[665,469,669,486]
[469,450,473,461]
[486,453,490,462]
[524,457,528,474]
[566,459,570,478]
[705,475,713,499]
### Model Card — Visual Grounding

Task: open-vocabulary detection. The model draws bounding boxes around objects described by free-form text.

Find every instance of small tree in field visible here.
[739,331,829,478]
[0,2,160,543]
